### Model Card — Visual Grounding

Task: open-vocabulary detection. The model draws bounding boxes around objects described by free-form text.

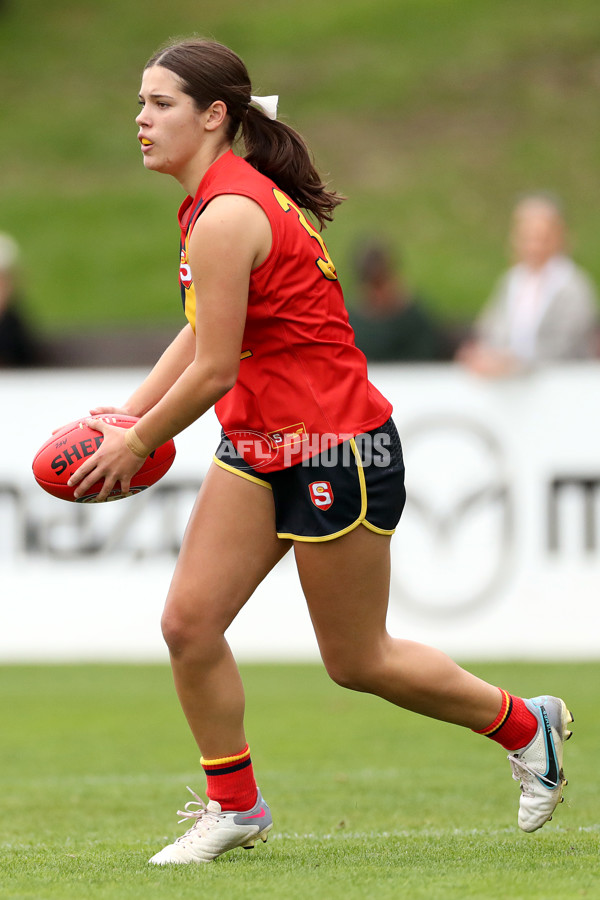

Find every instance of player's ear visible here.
[205,100,228,132]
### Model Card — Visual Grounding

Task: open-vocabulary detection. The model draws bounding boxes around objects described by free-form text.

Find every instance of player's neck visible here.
[176,143,232,198]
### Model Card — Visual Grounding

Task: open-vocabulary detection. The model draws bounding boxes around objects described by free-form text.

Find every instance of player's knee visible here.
[322,654,379,693]
[326,665,361,691]
[160,609,191,655]
[160,607,210,659]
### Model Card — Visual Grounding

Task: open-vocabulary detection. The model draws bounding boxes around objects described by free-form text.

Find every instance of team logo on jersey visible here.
[179,249,193,290]
[309,481,334,510]
[267,423,307,450]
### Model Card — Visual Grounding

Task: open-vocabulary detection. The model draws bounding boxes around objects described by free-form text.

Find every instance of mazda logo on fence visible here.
[391,416,513,617]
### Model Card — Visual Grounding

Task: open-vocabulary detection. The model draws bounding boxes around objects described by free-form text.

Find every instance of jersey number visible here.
[273,189,337,281]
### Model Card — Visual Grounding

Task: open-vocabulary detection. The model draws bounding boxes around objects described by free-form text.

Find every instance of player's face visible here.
[136,66,207,180]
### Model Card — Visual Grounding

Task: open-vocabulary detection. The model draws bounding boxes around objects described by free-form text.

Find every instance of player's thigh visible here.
[294,524,392,659]
[165,462,291,633]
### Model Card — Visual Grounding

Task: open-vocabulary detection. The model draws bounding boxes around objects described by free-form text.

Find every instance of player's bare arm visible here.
[89,324,197,418]
[68,194,270,500]
[133,193,271,449]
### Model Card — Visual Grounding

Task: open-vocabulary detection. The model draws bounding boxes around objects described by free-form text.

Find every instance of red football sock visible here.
[201,744,257,812]
[474,689,538,751]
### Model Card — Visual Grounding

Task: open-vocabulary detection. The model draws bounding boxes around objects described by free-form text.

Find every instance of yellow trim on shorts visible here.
[362,520,396,536]
[213,456,272,490]
[278,438,369,543]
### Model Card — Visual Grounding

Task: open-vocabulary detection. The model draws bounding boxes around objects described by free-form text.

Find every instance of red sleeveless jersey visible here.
[178,150,392,471]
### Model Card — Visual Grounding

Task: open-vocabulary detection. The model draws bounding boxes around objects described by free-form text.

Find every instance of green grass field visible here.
[1,0,599,334]
[0,662,598,899]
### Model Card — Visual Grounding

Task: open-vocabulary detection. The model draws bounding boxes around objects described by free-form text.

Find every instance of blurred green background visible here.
[1,0,599,336]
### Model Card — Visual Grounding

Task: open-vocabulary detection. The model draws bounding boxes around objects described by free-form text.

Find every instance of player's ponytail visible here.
[241,105,344,229]
[145,38,345,229]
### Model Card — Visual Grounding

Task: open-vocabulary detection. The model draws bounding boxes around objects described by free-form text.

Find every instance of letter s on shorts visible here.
[309,481,334,510]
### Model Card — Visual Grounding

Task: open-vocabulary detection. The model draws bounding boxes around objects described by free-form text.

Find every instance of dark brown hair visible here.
[145,38,344,228]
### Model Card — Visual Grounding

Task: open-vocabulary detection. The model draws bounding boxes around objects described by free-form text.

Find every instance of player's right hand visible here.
[68,418,145,502]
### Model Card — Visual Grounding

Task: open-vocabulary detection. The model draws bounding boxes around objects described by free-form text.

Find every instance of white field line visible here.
[1,825,598,853]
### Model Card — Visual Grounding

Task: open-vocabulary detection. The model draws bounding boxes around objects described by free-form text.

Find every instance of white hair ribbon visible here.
[250,94,279,120]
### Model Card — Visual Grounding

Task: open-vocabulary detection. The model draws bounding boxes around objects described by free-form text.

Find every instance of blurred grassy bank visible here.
[1,0,599,334]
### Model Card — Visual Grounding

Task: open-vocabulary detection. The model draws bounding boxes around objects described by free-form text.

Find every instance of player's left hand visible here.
[67,418,145,502]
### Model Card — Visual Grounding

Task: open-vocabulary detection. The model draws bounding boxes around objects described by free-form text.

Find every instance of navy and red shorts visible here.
[213,417,406,542]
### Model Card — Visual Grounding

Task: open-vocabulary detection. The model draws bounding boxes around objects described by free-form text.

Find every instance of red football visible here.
[32,414,176,502]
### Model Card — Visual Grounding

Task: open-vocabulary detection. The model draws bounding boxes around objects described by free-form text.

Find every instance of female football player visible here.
[69,38,572,864]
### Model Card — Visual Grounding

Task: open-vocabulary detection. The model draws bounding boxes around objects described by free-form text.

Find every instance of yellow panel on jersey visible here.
[179,241,197,333]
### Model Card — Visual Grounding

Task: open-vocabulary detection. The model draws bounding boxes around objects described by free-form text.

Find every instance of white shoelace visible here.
[509,756,558,794]
[174,786,222,842]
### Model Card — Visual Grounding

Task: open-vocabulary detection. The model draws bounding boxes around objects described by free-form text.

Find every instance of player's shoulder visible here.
[188,193,271,267]
[194,193,270,232]
[215,150,272,188]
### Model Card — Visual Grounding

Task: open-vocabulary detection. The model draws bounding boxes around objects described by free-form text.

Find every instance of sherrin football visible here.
[32,414,176,502]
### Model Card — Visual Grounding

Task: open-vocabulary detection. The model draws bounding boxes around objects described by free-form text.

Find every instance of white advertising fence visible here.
[1,364,599,662]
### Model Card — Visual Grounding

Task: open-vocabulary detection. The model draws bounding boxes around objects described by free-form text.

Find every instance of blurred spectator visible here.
[348,240,447,362]
[0,233,41,367]
[457,194,599,377]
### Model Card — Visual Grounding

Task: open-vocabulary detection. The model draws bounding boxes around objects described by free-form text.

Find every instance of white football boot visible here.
[508,695,574,833]
[149,787,273,865]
